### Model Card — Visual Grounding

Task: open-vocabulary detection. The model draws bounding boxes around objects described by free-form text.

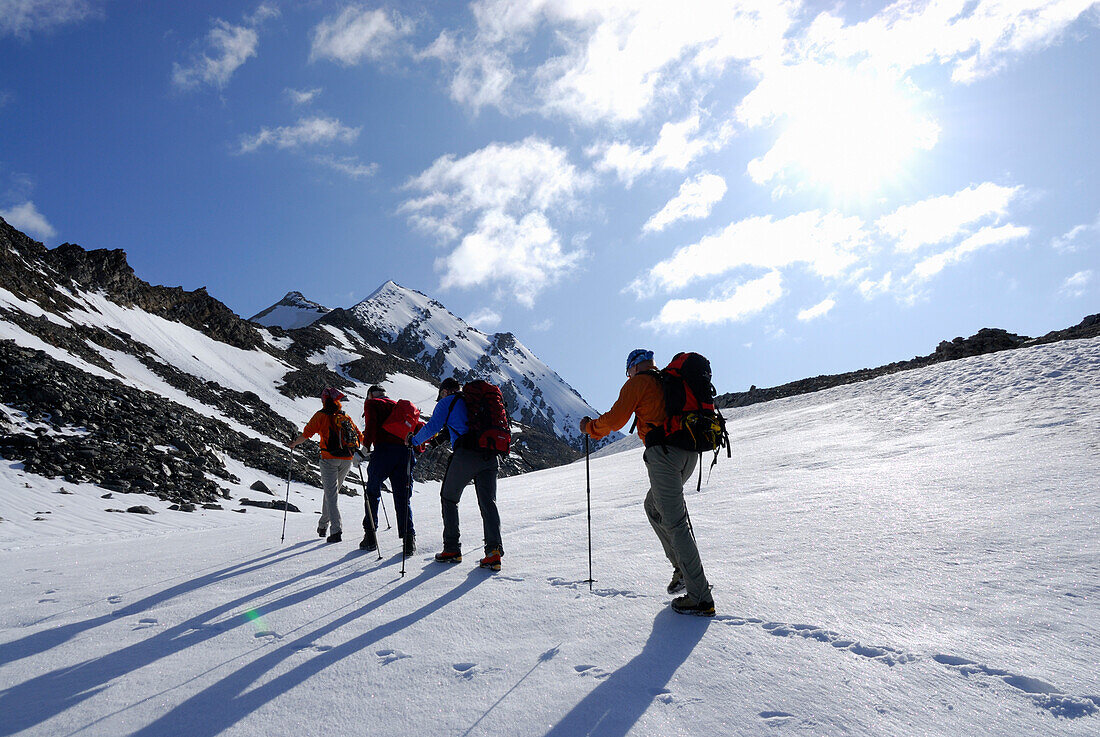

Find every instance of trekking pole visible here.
[379,492,392,530]
[400,447,413,577]
[584,435,594,591]
[280,447,292,543]
[356,463,383,561]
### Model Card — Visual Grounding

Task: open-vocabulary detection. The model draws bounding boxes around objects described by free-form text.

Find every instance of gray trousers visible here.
[318,457,351,534]
[643,445,711,601]
[440,447,501,555]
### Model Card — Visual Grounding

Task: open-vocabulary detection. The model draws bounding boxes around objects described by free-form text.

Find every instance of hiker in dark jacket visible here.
[288,387,362,544]
[581,349,715,616]
[359,384,416,555]
[408,378,503,570]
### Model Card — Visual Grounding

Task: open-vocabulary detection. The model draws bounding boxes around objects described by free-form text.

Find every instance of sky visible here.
[1,0,1099,409]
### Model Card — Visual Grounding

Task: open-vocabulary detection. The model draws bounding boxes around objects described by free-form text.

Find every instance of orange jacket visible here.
[586,372,666,443]
[302,407,363,460]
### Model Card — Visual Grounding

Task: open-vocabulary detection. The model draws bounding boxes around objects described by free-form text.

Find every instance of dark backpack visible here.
[323,409,360,456]
[645,352,730,459]
[459,380,511,455]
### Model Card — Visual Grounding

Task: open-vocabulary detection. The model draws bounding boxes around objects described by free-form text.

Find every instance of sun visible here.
[749,64,940,200]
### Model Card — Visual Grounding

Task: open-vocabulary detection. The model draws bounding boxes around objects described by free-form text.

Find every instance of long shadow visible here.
[0,545,375,736]
[0,541,316,668]
[542,610,710,737]
[127,565,483,737]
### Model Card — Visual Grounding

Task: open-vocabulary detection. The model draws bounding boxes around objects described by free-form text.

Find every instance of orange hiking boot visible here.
[434,550,462,564]
[478,549,502,571]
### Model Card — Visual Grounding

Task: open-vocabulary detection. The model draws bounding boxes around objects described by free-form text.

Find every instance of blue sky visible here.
[2,0,1098,408]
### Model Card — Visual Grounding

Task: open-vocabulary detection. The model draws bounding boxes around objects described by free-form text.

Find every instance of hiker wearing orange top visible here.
[580,349,715,617]
[288,387,363,544]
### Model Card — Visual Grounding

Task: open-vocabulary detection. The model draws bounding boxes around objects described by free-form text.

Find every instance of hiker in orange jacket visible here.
[288,387,363,544]
[581,349,715,616]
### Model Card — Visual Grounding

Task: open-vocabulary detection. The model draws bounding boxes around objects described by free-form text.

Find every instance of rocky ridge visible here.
[717,319,1100,409]
[0,217,583,509]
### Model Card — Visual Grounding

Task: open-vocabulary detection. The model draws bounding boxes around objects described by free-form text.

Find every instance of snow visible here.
[1,336,1098,736]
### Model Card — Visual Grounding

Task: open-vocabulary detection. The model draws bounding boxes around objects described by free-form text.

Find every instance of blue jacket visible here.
[410,395,468,450]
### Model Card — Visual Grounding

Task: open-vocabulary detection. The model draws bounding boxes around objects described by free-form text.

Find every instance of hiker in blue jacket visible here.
[409,377,503,570]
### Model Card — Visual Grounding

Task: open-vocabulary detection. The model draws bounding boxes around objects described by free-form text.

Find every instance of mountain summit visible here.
[250,291,330,330]
[345,280,597,447]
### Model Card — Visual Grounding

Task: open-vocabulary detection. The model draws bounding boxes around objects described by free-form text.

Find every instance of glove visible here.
[353,449,368,465]
[579,416,592,435]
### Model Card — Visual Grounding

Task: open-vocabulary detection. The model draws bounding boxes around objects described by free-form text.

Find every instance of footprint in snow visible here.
[546,577,641,598]
[254,631,283,640]
[453,662,478,679]
[573,664,609,680]
[376,648,411,665]
[107,595,123,604]
[38,598,59,604]
[133,618,158,630]
[759,711,795,724]
[932,654,1100,719]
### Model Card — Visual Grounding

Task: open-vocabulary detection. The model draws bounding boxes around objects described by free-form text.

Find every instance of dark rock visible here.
[126,505,156,515]
[249,480,273,495]
[239,497,300,513]
[202,503,224,510]
[168,503,196,512]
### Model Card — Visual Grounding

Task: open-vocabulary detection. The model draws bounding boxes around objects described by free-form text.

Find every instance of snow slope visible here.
[1,336,1097,736]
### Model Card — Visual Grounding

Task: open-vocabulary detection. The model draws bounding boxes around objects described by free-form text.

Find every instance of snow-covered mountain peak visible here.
[250,291,330,330]
[350,280,598,448]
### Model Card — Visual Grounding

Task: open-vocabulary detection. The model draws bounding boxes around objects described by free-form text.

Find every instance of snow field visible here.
[0,336,1097,736]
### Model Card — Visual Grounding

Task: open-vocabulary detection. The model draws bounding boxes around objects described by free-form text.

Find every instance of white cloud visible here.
[401,137,591,305]
[427,0,796,122]
[588,115,732,186]
[1060,270,1093,298]
[530,318,554,332]
[239,116,360,153]
[310,5,414,65]
[436,210,584,307]
[806,0,1100,85]
[910,224,1031,281]
[467,307,503,331]
[644,270,784,331]
[797,298,836,322]
[632,210,868,295]
[1052,212,1100,252]
[286,87,322,106]
[0,0,97,37]
[172,13,270,90]
[643,173,727,234]
[313,154,378,179]
[859,271,894,299]
[876,183,1024,253]
[0,200,57,239]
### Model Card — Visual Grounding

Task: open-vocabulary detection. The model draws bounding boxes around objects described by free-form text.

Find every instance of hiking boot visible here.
[479,549,502,571]
[403,534,416,556]
[317,526,326,538]
[326,531,342,543]
[671,593,715,617]
[434,550,462,564]
[359,529,378,551]
[667,568,685,595]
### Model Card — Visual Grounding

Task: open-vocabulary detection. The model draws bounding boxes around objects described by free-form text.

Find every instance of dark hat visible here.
[368,385,386,396]
[439,377,461,393]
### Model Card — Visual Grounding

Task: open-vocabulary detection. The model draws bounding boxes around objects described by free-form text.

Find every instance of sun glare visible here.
[757,65,939,200]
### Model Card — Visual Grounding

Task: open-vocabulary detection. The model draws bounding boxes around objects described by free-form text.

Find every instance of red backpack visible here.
[645,352,730,458]
[381,398,422,440]
[460,380,511,455]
